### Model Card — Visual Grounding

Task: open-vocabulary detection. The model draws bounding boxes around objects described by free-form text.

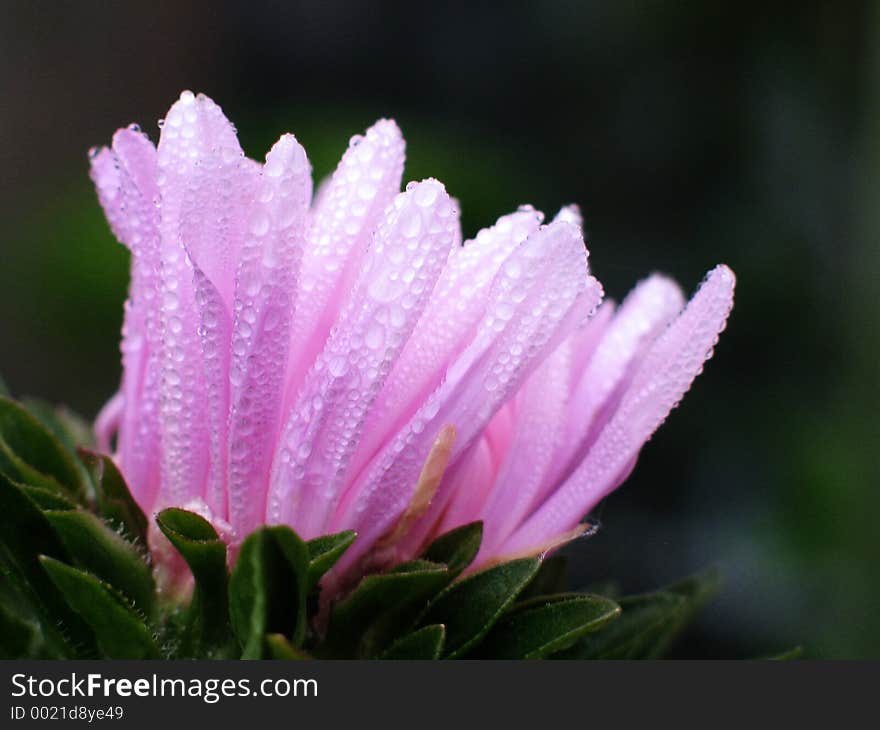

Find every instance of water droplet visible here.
[250,212,270,237]
[328,355,349,378]
[398,206,422,238]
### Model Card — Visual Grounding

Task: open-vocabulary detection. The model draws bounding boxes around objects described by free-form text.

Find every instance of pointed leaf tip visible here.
[0,397,87,501]
[477,593,620,659]
[78,449,148,546]
[381,624,446,660]
[553,572,718,661]
[421,521,483,580]
[419,557,541,658]
[305,530,357,589]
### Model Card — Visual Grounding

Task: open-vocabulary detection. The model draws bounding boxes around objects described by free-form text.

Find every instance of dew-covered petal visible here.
[471,338,573,559]
[189,255,232,521]
[89,127,163,509]
[171,93,258,308]
[155,91,241,506]
[349,206,543,476]
[281,120,405,417]
[331,220,603,576]
[569,300,615,379]
[500,265,735,556]
[548,275,685,489]
[90,131,158,255]
[553,204,583,228]
[267,179,458,537]
[225,135,311,537]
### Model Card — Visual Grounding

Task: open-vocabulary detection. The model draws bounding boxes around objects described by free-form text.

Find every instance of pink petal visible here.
[553,204,583,228]
[281,120,405,418]
[155,91,243,506]
[173,94,258,308]
[424,434,496,541]
[472,338,574,558]
[331,220,603,576]
[89,128,163,509]
[226,135,312,537]
[189,256,232,521]
[549,275,685,489]
[267,179,459,537]
[349,206,543,477]
[569,301,615,380]
[500,264,735,556]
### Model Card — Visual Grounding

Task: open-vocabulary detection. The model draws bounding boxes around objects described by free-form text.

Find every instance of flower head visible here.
[91,91,734,591]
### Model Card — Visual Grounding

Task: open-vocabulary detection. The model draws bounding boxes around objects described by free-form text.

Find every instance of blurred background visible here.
[1,1,877,657]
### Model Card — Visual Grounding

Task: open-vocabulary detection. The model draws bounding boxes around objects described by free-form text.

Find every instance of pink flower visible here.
[91,91,734,590]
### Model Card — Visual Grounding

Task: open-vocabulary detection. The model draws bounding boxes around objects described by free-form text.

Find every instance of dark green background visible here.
[1,1,877,657]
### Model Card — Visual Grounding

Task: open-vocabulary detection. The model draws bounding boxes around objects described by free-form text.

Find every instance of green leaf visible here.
[475,593,621,659]
[40,556,160,659]
[44,510,154,616]
[305,530,356,589]
[419,557,541,658]
[0,375,9,397]
[229,526,309,659]
[0,472,94,655]
[559,570,720,660]
[78,449,148,546]
[326,560,450,658]
[381,624,446,660]
[556,591,687,659]
[0,396,86,501]
[421,521,482,580]
[265,633,312,660]
[156,508,230,655]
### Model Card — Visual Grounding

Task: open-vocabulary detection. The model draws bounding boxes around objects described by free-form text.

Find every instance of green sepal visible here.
[0,396,87,501]
[39,556,160,659]
[419,557,541,658]
[381,624,446,660]
[229,526,310,659]
[156,508,231,656]
[475,593,620,659]
[0,375,8,397]
[326,559,450,658]
[265,633,313,660]
[305,530,356,590]
[43,510,154,617]
[78,449,148,546]
[420,521,482,581]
